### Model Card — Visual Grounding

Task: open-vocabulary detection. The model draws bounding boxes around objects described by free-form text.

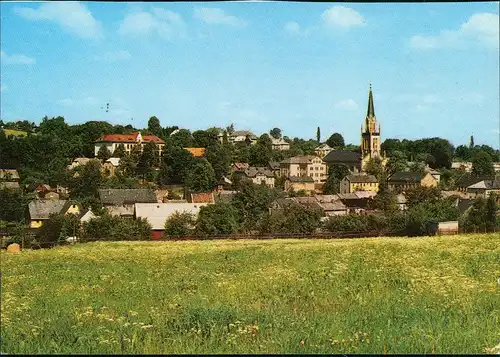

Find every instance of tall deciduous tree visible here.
[159,146,194,185]
[205,144,232,181]
[97,145,112,161]
[326,133,345,149]
[147,116,163,138]
[471,151,495,177]
[196,202,239,236]
[269,128,282,139]
[136,142,159,179]
[184,158,216,193]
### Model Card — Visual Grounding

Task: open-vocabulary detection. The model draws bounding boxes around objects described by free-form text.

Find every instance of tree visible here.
[406,200,459,236]
[368,190,398,212]
[316,127,321,143]
[323,164,350,194]
[469,135,474,149]
[136,142,158,180]
[326,133,345,149]
[158,145,195,185]
[96,145,112,161]
[67,159,103,202]
[485,193,498,232]
[164,211,196,236]
[405,186,442,208]
[184,158,216,193]
[196,202,239,236]
[260,202,323,234]
[205,144,232,181]
[471,151,495,177]
[147,116,162,138]
[455,145,471,161]
[0,189,30,222]
[364,157,385,182]
[226,123,235,135]
[117,153,136,178]
[193,129,219,148]
[269,128,282,140]
[168,129,194,148]
[386,151,408,175]
[112,143,126,158]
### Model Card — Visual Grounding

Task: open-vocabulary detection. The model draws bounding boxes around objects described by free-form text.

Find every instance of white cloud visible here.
[194,8,247,27]
[335,99,358,110]
[118,8,187,39]
[14,2,102,39]
[57,97,99,107]
[94,50,131,62]
[321,6,365,29]
[284,21,302,35]
[410,12,499,51]
[1,51,36,65]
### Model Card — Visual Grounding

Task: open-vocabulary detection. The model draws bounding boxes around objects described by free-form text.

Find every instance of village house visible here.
[184,147,206,157]
[98,188,158,218]
[67,157,90,171]
[314,195,348,216]
[280,155,327,183]
[190,192,215,204]
[243,167,275,188]
[284,176,316,194]
[451,161,472,172]
[322,150,362,174]
[337,192,375,213]
[135,202,208,239]
[0,169,20,190]
[466,179,500,199]
[218,130,258,145]
[387,172,437,192]
[455,173,495,193]
[232,162,250,173]
[340,174,379,194]
[28,200,81,228]
[94,132,165,158]
[102,158,121,177]
[424,166,441,183]
[268,161,281,176]
[271,138,290,151]
[314,143,333,159]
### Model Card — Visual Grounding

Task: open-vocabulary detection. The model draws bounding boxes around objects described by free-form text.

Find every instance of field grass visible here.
[1,234,500,354]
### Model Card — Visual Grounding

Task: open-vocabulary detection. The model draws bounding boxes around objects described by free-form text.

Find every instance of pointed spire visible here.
[367,83,375,118]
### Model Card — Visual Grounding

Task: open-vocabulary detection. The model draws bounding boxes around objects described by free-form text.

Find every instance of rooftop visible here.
[345,174,378,183]
[98,188,157,206]
[29,200,68,220]
[184,147,206,157]
[322,150,362,163]
[135,203,208,230]
[244,166,274,178]
[388,172,425,183]
[287,176,315,183]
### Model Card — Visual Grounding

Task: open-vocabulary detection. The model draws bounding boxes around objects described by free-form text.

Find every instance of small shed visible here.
[427,221,459,236]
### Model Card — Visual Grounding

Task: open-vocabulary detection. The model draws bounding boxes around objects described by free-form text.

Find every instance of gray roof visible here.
[98,189,157,206]
[244,166,274,178]
[468,179,500,190]
[268,161,280,170]
[322,150,362,163]
[455,173,494,189]
[29,200,68,220]
[345,174,378,183]
[231,130,257,138]
[388,172,425,183]
[317,201,347,211]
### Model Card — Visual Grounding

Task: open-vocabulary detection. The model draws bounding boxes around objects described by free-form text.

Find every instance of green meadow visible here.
[1,234,499,354]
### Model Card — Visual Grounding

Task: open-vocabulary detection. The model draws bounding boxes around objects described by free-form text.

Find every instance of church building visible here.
[360,85,386,170]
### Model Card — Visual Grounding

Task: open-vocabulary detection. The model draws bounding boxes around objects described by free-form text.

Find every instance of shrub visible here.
[164,211,196,237]
[81,214,152,242]
[260,203,323,234]
[195,202,239,236]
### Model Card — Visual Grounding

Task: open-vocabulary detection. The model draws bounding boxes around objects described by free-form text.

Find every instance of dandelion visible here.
[300,340,305,345]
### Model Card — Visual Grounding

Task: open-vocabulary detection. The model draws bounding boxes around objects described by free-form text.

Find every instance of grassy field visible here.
[1,234,500,354]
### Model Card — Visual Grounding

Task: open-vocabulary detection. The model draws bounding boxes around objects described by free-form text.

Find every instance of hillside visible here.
[1,234,499,354]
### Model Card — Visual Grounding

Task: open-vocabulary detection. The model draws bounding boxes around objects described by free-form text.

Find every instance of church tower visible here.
[360,84,384,169]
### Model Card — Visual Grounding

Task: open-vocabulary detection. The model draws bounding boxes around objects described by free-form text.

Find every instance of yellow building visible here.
[284,176,316,194]
[387,172,438,192]
[340,174,379,194]
[280,155,328,183]
[360,85,387,171]
[28,200,81,228]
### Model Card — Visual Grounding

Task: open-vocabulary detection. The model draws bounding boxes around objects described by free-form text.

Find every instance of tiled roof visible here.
[244,167,274,178]
[468,179,500,190]
[268,161,280,170]
[388,172,425,183]
[271,138,289,145]
[184,147,206,157]
[98,189,157,206]
[322,150,361,163]
[105,158,121,167]
[231,130,257,138]
[287,176,314,183]
[96,132,164,144]
[135,203,208,230]
[346,174,378,183]
[29,200,68,220]
[233,162,250,170]
[317,201,347,211]
[190,192,215,204]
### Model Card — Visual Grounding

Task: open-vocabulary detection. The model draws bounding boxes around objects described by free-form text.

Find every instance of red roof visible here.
[190,192,215,204]
[96,132,164,144]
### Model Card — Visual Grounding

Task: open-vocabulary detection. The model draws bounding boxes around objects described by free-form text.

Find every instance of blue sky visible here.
[1,2,499,148]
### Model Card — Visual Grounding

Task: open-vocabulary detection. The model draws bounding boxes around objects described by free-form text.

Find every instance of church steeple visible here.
[366,83,375,118]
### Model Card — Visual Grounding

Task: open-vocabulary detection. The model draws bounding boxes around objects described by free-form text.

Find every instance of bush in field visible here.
[35,213,80,246]
[195,202,239,236]
[324,212,407,234]
[260,202,323,234]
[405,199,459,236]
[164,211,196,236]
[81,214,152,241]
